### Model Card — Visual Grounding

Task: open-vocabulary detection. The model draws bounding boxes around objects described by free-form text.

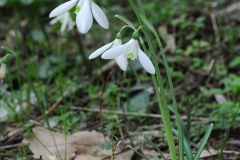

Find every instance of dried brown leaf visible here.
[22,127,133,160]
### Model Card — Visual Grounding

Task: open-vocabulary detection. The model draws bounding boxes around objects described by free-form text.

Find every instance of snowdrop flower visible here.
[101,30,155,74]
[49,0,109,34]
[89,31,124,58]
[50,12,74,33]
[89,38,122,59]
[0,63,6,80]
[0,54,12,81]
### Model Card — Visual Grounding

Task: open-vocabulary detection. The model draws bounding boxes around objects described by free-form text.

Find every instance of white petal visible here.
[77,0,84,7]
[89,41,114,59]
[49,0,78,18]
[101,40,132,59]
[76,0,93,33]
[101,45,127,59]
[138,48,155,74]
[112,39,122,47]
[60,13,69,33]
[49,15,62,25]
[115,54,128,71]
[92,2,109,29]
[67,18,75,31]
[125,39,138,60]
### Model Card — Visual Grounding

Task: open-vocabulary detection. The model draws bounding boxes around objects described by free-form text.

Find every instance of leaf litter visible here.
[22,127,133,160]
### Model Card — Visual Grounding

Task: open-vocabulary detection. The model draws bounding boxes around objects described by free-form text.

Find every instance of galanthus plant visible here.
[47,0,214,160]
[50,11,74,33]
[49,0,109,33]
[0,53,12,82]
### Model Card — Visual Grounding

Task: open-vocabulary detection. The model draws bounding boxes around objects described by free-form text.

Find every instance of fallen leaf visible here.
[22,127,133,160]
[214,93,227,104]
[158,26,176,53]
[48,155,57,160]
[199,149,218,158]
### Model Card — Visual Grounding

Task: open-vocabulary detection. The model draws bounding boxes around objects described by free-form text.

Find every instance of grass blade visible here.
[144,135,167,160]
[193,123,213,160]
[129,146,150,160]
[115,15,136,30]
[217,103,239,159]
[151,153,160,160]
[172,129,193,160]
[1,46,18,56]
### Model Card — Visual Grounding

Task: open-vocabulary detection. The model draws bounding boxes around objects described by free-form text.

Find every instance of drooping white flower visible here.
[101,39,155,74]
[89,38,122,59]
[49,0,109,34]
[50,12,74,33]
[0,63,6,80]
[89,38,128,70]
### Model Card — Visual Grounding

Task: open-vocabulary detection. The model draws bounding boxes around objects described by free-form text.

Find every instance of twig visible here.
[210,12,220,44]
[101,147,131,160]
[70,106,209,121]
[0,143,22,149]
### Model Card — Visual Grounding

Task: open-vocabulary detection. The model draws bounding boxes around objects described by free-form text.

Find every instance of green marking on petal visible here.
[127,53,135,60]
[60,17,64,23]
[75,6,81,13]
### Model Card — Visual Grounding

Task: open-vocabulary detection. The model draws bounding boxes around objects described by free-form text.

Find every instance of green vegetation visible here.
[0,0,240,159]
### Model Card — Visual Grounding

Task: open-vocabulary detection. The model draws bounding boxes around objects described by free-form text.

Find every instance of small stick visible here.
[70,106,209,121]
[210,12,220,44]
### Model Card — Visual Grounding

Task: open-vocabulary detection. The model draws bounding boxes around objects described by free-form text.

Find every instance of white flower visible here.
[101,39,155,74]
[49,0,109,34]
[89,39,122,59]
[89,38,129,70]
[50,12,74,33]
[0,63,6,80]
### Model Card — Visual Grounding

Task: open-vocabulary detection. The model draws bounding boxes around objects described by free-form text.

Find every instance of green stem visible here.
[128,1,177,159]
[136,1,184,159]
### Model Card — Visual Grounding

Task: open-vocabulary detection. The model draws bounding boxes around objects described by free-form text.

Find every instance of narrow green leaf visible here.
[151,153,160,160]
[139,14,155,32]
[115,15,136,30]
[172,129,193,160]
[144,135,167,160]
[193,123,213,160]
[168,106,187,134]
[1,46,18,56]
[217,103,239,159]
[129,146,149,160]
